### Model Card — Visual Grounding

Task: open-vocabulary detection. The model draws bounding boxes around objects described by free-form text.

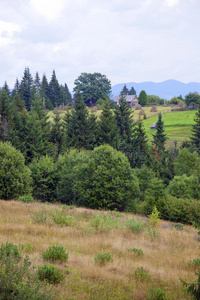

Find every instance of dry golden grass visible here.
[0,200,199,299]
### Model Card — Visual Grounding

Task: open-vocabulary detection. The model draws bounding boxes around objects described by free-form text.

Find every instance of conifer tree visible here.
[65,90,94,150]
[19,67,34,110]
[190,105,200,150]
[49,70,61,107]
[97,100,119,148]
[132,118,149,167]
[49,112,65,159]
[11,78,20,99]
[152,113,167,153]
[0,89,11,141]
[33,71,41,95]
[41,74,53,110]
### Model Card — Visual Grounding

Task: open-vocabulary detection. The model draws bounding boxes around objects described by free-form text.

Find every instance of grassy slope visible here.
[0,200,199,299]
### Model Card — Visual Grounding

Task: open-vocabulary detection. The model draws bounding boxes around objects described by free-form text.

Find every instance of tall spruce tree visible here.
[65,90,94,150]
[33,71,41,95]
[152,113,167,153]
[41,74,53,110]
[49,112,65,159]
[97,100,120,148]
[49,70,61,107]
[0,89,11,141]
[132,118,149,167]
[190,105,200,150]
[19,67,34,110]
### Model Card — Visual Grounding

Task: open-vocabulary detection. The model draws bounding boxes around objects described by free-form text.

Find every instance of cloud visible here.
[164,0,179,7]
[0,20,21,47]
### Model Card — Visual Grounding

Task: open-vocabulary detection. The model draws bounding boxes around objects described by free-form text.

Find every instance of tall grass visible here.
[0,200,198,299]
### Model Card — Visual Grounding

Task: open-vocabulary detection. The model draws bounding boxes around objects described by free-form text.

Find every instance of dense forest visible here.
[0,68,200,228]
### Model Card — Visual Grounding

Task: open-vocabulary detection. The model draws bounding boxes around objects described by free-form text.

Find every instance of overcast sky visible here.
[0,0,199,91]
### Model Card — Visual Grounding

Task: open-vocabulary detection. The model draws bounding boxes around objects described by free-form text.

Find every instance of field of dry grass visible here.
[0,200,199,299]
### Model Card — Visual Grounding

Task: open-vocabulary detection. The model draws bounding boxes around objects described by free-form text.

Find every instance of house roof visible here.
[114,95,138,103]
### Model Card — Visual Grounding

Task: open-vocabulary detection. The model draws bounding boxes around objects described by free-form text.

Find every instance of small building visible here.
[150,123,157,129]
[113,95,139,107]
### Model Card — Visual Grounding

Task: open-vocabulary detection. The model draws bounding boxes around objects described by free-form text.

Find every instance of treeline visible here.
[1,67,72,110]
[0,86,200,225]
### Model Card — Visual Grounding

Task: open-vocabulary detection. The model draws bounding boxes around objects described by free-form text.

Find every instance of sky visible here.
[0,0,200,92]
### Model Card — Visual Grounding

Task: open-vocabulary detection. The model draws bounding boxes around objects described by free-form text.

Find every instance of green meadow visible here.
[142,109,196,145]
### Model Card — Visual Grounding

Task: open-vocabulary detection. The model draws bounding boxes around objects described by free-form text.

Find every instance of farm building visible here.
[113,95,139,107]
[150,123,157,129]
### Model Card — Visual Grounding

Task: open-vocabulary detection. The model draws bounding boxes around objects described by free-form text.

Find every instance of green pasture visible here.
[142,110,196,145]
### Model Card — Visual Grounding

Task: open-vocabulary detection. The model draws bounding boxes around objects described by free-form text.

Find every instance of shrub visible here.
[148,206,161,227]
[38,264,65,284]
[0,142,32,200]
[42,245,68,262]
[133,267,151,281]
[126,218,146,234]
[180,271,200,300]
[174,148,200,177]
[147,287,167,300]
[0,241,21,261]
[127,248,144,256]
[0,244,53,299]
[188,258,200,268]
[51,208,76,226]
[94,252,113,266]
[19,243,35,253]
[31,210,48,224]
[18,195,34,203]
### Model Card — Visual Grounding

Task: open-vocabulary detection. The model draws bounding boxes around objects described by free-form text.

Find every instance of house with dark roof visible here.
[113,95,139,107]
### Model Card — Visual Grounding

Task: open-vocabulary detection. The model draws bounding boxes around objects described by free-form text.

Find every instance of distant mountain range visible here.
[111,79,200,100]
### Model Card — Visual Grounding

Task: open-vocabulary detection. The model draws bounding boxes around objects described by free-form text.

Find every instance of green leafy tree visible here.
[148,95,163,105]
[152,113,167,153]
[57,145,139,211]
[97,100,120,148]
[174,148,200,176]
[185,92,200,107]
[73,72,111,106]
[191,106,200,150]
[0,142,32,199]
[138,90,148,106]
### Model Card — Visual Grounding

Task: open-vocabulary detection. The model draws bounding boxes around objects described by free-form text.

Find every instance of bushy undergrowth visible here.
[147,287,167,300]
[133,266,152,281]
[42,245,68,262]
[38,264,65,284]
[0,242,53,299]
[94,252,113,266]
[51,208,76,226]
[125,217,146,234]
[31,210,48,224]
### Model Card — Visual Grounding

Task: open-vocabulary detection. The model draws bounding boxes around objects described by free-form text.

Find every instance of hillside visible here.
[0,200,199,299]
[111,79,200,100]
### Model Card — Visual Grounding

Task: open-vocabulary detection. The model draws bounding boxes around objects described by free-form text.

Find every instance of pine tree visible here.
[97,100,120,148]
[190,106,200,150]
[41,74,53,110]
[152,113,167,153]
[49,112,65,159]
[132,118,149,167]
[65,90,93,150]
[33,71,41,95]
[0,89,11,141]
[49,70,61,107]
[11,78,20,100]
[60,84,72,106]
[19,67,34,110]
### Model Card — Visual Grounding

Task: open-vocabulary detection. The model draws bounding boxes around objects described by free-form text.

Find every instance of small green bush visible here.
[147,287,167,299]
[0,241,21,261]
[127,248,143,256]
[94,252,113,266]
[0,244,53,299]
[19,243,35,253]
[133,266,151,281]
[188,258,200,268]
[51,208,76,226]
[126,218,146,234]
[180,271,200,300]
[38,264,65,284]
[42,245,68,262]
[18,195,34,203]
[31,210,48,224]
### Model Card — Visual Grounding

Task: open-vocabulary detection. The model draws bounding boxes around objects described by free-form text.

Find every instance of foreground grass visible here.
[0,200,199,299]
